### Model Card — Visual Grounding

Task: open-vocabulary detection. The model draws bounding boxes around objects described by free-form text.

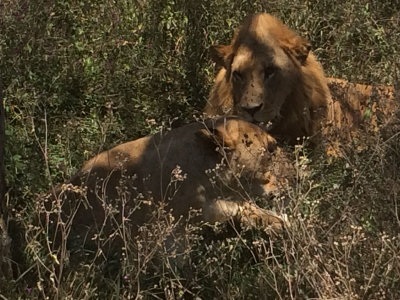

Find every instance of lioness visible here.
[44,117,292,255]
[204,13,332,145]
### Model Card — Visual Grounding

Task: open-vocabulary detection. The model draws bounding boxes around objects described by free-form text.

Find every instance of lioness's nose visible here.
[241,104,262,116]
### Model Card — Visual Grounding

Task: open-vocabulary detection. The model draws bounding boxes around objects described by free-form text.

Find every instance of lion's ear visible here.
[210,44,233,68]
[282,37,311,65]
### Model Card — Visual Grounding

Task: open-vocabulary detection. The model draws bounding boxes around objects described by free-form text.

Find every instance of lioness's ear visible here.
[282,37,311,65]
[210,44,233,68]
[266,135,278,153]
[196,126,233,149]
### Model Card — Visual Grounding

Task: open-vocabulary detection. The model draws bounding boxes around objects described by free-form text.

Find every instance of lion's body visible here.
[204,13,332,145]
[46,117,292,253]
[327,77,396,130]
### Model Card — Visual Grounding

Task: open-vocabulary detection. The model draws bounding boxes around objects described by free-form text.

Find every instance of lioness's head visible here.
[198,117,277,176]
[210,13,312,125]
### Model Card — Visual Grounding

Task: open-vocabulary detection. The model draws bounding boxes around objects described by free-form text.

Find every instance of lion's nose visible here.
[241,104,263,117]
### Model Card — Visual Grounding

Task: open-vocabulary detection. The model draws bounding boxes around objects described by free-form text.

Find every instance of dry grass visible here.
[4,122,399,299]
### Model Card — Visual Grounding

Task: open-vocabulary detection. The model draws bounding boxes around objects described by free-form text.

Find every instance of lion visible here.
[204,13,398,152]
[43,117,293,258]
[204,13,332,145]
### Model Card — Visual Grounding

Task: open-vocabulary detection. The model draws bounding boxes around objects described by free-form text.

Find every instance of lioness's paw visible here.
[262,213,286,235]
[242,209,288,235]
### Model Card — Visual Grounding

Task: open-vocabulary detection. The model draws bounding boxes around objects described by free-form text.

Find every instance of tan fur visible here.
[324,77,397,156]
[44,117,293,253]
[204,13,332,145]
[327,77,395,129]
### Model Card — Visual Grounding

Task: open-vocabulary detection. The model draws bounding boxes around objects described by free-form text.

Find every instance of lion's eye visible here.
[264,66,276,81]
[232,70,243,82]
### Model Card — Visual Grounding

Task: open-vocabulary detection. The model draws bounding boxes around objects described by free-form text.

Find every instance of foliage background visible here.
[0,0,399,298]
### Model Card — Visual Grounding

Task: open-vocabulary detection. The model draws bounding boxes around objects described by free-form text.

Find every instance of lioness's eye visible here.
[232,70,242,82]
[264,66,276,81]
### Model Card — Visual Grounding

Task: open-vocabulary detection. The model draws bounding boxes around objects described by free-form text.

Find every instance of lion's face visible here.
[208,13,320,135]
[229,43,300,124]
